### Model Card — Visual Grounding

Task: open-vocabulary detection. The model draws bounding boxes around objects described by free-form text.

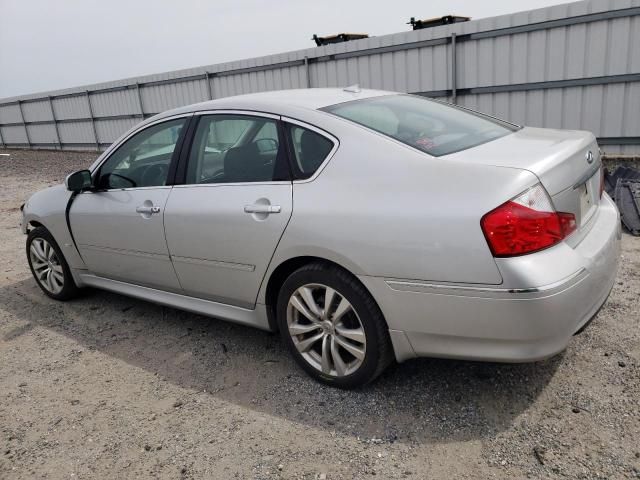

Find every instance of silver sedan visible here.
[21,88,621,388]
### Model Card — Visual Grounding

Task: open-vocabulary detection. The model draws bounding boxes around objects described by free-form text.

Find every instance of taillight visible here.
[481,184,577,257]
[599,164,604,198]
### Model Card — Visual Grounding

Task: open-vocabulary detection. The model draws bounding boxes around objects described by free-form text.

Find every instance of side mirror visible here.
[65,170,93,192]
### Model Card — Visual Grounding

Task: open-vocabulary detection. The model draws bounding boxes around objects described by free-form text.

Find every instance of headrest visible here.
[300,130,331,173]
[223,143,263,182]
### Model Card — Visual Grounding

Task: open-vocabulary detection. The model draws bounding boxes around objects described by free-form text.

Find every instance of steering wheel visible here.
[141,164,168,187]
[104,172,136,189]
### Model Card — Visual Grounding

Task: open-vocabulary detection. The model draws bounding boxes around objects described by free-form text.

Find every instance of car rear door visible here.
[69,116,190,291]
[163,112,292,308]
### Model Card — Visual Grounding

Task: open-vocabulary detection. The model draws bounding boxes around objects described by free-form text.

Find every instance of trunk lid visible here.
[447,126,602,230]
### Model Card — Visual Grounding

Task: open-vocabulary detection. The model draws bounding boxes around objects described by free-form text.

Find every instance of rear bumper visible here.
[359,194,621,363]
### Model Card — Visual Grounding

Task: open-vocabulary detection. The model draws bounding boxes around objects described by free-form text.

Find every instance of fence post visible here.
[85,91,100,151]
[48,96,62,150]
[17,100,31,148]
[304,56,311,88]
[450,33,457,104]
[0,126,5,149]
[135,83,145,118]
[205,72,213,100]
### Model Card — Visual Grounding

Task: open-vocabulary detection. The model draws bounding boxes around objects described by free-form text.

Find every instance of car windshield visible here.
[322,94,518,157]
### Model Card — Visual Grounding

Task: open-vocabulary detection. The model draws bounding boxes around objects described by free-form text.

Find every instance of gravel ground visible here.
[0,148,639,479]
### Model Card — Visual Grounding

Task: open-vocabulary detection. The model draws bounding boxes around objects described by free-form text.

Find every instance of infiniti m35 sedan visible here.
[22,88,621,388]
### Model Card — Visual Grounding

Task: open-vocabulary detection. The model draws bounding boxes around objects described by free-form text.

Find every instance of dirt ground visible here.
[0,149,639,480]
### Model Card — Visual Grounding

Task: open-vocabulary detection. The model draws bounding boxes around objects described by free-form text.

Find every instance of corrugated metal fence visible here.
[1,0,639,154]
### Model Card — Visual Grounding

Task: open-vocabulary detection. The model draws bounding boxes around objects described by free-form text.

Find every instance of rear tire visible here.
[276,262,393,388]
[26,226,80,301]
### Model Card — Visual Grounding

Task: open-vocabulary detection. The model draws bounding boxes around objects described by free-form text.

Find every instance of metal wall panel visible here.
[140,79,208,113]
[252,65,305,92]
[457,81,640,139]
[26,124,58,144]
[606,145,640,155]
[95,117,139,144]
[57,121,95,144]
[90,88,140,117]
[1,0,639,154]
[1,125,28,143]
[52,96,91,120]
[61,145,98,151]
[21,100,53,122]
[0,104,22,124]
[621,82,640,137]
[456,16,640,89]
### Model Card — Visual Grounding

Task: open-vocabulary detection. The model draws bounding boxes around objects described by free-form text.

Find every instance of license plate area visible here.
[579,180,597,224]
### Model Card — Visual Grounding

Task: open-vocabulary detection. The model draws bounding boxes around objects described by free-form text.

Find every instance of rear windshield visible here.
[322,94,518,157]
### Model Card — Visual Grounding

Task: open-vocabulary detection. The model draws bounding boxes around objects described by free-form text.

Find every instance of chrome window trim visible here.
[89,113,193,192]
[280,116,339,184]
[172,181,291,189]
[81,186,172,194]
[194,109,280,120]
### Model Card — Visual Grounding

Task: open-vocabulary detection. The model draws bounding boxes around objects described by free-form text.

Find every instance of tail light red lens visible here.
[481,184,577,257]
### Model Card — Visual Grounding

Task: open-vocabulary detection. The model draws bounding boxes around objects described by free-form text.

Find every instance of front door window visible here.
[97,118,186,189]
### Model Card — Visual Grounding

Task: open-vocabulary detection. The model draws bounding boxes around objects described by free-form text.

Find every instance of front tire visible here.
[276,263,393,388]
[26,226,80,301]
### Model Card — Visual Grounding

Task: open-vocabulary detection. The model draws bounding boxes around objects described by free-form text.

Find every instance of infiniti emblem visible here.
[585,150,594,164]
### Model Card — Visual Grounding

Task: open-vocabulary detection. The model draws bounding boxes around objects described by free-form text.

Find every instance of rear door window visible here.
[322,94,518,157]
[185,115,288,184]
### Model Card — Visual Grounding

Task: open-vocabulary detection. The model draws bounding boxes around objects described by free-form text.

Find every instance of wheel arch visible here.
[23,215,55,239]
[22,210,46,233]
[27,219,44,231]
[22,213,86,270]
[262,255,383,333]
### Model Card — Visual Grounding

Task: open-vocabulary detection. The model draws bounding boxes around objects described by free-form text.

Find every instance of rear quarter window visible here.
[287,124,335,179]
[322,94,518,157]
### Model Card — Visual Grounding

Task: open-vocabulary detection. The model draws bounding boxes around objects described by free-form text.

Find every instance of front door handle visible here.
[244,204,281,214]
[136,205,161,214]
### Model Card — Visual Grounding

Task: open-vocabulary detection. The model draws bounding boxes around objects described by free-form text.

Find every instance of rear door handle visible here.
[136,205,161,214]
[244,204,281,214]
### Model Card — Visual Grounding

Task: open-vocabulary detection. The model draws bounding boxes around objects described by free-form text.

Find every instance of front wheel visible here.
[276,263,393,388]
[26,226,80,301]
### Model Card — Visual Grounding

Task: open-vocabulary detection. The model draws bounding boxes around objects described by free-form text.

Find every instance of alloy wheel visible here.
[29,237,64,294]
[286,283,366,377]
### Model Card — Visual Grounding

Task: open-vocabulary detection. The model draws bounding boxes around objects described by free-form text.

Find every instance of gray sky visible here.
[0,0,566,99]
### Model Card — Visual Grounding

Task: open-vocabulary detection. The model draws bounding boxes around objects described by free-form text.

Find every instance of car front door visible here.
[163,112,292,308]
[69,116,189,291]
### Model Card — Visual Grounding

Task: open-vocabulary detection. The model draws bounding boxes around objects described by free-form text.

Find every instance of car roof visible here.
[150,88,395,122]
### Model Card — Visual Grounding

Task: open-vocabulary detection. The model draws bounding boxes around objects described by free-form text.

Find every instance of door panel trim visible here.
[171,255,256,272]
[79,243,170,260]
